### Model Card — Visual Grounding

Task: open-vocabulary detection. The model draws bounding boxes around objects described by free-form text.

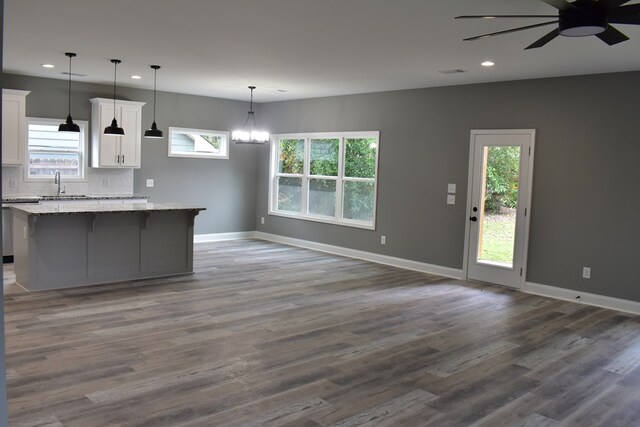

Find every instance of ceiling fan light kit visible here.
[559,2,608,36]
[457,0,640,49]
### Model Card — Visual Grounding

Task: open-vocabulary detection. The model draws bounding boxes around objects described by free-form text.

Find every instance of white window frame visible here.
[25,117,88,181]
[269,131,380,230]
[168,126,229,159]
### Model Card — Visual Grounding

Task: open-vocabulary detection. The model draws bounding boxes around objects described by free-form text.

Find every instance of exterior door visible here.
[464,129,535,289]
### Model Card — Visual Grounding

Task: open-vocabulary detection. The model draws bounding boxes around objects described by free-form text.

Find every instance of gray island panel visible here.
[11,204,205,291]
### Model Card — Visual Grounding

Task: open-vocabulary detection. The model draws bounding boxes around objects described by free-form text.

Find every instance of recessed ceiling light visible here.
[131,75,142,79]
[481,61,495,67]
[42,64,55,68]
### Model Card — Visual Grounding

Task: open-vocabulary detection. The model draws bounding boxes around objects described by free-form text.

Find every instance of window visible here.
[269,131,379,229]
[27,117,87,180]
[168,127,229,159]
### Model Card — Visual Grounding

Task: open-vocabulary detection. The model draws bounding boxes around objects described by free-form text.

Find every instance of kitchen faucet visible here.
[54,170,65,195]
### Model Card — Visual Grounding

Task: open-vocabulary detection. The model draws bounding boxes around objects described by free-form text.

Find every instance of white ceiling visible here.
[4,0,640,102]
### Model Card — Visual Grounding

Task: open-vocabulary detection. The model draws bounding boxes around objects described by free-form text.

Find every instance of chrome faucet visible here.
[54,170,65,195]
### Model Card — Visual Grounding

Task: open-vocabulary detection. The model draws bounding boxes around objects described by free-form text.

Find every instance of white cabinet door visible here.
[2,90,29,165]
[90,98,145,168]
[99,103,121,167]
[119,105,142,167]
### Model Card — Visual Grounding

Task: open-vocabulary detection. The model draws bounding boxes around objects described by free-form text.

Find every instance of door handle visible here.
[470,216,477,222]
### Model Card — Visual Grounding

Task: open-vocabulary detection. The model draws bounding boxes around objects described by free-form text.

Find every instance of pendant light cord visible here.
[113,63,117,116]
[112,60,118,119]
[67,55,72,115]
[153,68,157,123]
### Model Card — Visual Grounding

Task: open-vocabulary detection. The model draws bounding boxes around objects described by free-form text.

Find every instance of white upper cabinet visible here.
[2,89,30,166]
[90,98,145,168]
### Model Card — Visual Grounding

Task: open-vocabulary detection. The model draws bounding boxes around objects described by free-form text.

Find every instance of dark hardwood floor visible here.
[4,239,640,426]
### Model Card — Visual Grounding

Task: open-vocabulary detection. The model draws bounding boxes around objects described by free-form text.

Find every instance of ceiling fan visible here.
[456,0,640,49]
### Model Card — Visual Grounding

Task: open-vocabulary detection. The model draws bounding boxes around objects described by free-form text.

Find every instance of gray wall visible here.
[256,71,640,303]
[3,73,258,234]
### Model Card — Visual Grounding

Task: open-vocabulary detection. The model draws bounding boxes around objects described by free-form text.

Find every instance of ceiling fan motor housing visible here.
[559,1,607,37]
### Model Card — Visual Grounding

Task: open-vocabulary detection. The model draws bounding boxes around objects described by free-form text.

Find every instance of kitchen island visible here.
[11,203,205,291]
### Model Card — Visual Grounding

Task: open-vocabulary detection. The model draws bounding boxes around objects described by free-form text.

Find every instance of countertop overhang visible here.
[10,203,206,216]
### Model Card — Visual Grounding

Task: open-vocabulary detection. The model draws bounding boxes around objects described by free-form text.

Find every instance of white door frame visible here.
[462,129,536,289]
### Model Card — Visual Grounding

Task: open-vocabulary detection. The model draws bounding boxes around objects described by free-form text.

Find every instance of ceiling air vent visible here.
[439,69,467,75]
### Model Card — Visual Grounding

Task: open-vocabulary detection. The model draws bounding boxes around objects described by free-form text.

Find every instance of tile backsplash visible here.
[2,166,134,196]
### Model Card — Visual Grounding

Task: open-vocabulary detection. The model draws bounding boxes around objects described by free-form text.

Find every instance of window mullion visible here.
[301,138,310,215]
[335,136,345,220]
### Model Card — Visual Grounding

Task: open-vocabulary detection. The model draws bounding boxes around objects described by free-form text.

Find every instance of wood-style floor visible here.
[4,239,640,426]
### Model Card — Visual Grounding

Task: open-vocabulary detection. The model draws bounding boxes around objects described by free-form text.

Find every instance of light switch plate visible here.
[447,195,456,205]
[9,178,17,188]
[447,183,456,194]
[146,179,154,188]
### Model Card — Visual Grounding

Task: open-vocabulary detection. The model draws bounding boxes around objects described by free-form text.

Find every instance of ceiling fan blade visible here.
[596,25,629,45]
[608,14,640,24]
[463,21,559,41]
[599,0,633,10]
[455,15,558,19]
[539,0,575,10]
[525,28,560,49]
[613,4,640,14]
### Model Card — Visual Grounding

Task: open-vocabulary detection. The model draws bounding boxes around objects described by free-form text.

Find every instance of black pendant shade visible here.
[144,121,163,138]
[104,59,125,135]
[144,65,163,139]
[105,117,125,135]
[59,114,80,133]
[58,52,80,133]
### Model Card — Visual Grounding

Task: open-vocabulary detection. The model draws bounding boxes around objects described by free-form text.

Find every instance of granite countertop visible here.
[2,194,148,203]
[10,203,206,216]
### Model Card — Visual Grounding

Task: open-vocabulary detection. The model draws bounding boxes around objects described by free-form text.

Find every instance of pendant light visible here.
[104,59,125,135]
[144,65,163,138]
[231,86,269,144]
[58,52,80,133]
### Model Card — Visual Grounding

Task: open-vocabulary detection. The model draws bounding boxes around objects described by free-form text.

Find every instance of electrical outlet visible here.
[102,178,109,188]
[447,183,456,194]
[9,178,17,188]
[146,179,154,188]
[261,217,265,224]
[582,267,591,279]
[381,235,386,245]
[447,194,456,205]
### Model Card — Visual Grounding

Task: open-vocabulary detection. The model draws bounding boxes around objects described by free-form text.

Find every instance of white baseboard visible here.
[255,232,464,279]
[523,281,640,315]
[194,231,257,243]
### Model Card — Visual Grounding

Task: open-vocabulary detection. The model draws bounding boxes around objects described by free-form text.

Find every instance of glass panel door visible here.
[466,130,535,289]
